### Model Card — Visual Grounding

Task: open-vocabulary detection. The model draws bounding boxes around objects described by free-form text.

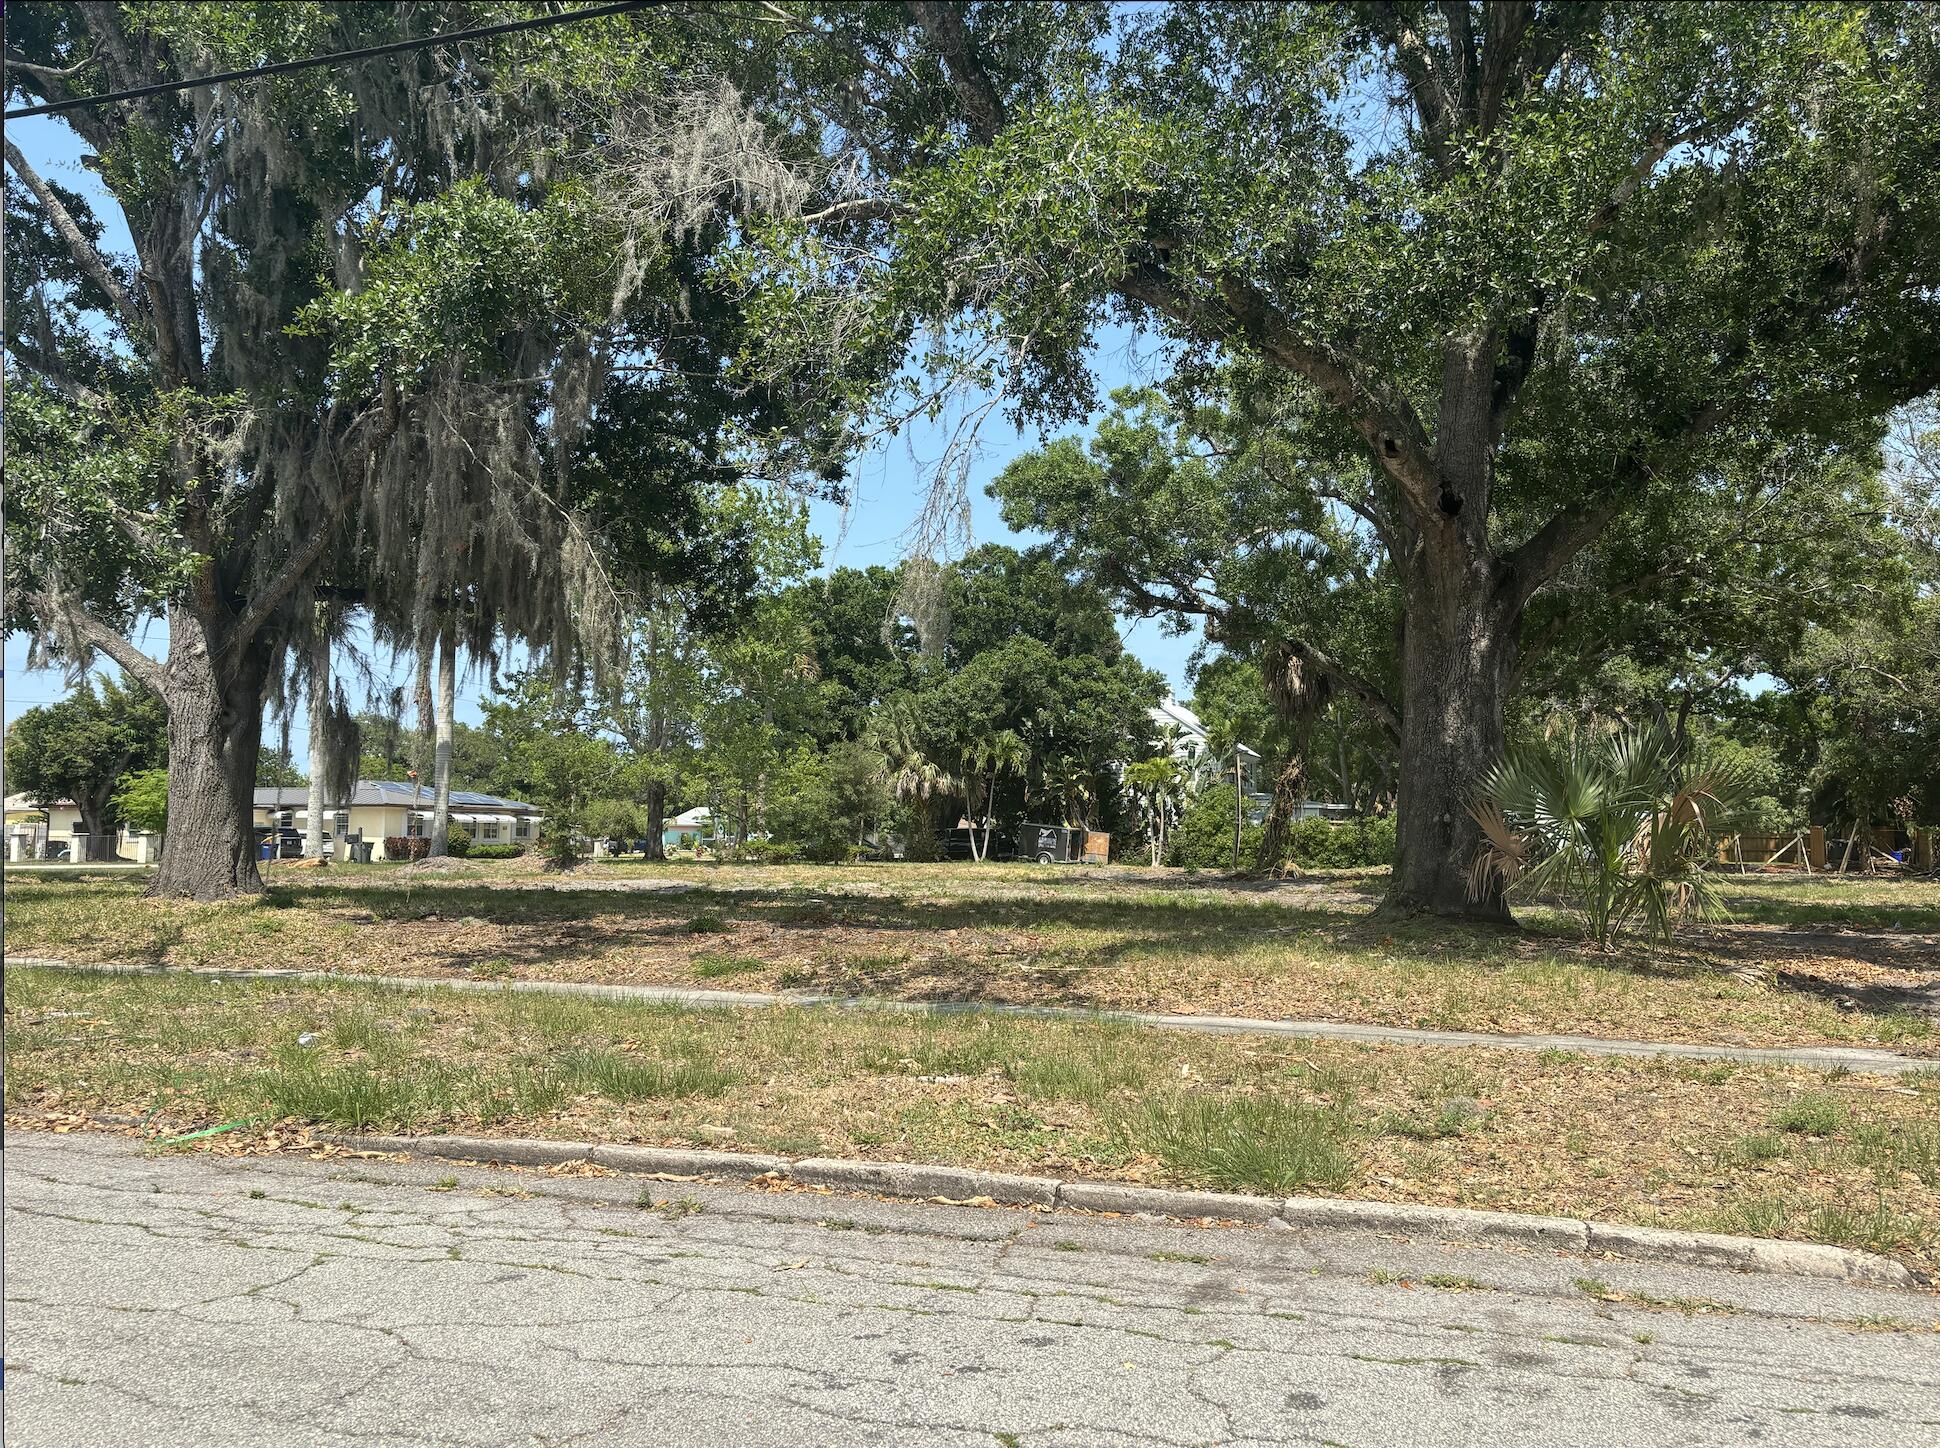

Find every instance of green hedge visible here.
[1164,786,1394,870]
[468,844,526,860]
[1284,815,1395,869]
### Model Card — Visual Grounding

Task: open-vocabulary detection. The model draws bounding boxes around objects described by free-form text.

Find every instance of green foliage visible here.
[466,844,526,861]
[1165,785,1260,870]
[443,827,472,859]
[582,798,647,844]
[256,746,305,787]
[293,180,617,393]
[1283,816,1396,871]
[5,676,167,833]
[111,769,170,835]
[766,742,890,862]
[1471,725,1756,948]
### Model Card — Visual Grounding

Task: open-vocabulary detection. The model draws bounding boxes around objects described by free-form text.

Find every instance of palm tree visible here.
[1124,754,1187,865]
[963,728,1029,860]
[1468,722,1753,947]
[872,700,959,860]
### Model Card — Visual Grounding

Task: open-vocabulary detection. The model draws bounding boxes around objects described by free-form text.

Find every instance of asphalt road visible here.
[4,1133,1937,1447]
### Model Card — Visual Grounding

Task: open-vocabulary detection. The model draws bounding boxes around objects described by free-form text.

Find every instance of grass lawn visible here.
[6,861,1935,1051]
[7,967,1938,1274]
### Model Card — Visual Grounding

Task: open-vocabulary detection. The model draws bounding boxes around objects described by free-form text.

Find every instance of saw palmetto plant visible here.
[1468,724,1754,948]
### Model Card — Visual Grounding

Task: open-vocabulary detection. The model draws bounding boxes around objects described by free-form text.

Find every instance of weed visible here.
[1772,1094,1845,1136]
[1113,1092,1354,1194]
[693,953,764,980]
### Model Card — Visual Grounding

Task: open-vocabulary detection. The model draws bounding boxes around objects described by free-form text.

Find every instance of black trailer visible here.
[1018,822,1082,864]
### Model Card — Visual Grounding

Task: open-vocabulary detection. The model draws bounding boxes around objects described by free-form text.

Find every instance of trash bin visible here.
[352,841,374,863]
[259,839,274,861]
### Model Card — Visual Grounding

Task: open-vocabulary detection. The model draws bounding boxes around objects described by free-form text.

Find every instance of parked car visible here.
[252,826,335,859]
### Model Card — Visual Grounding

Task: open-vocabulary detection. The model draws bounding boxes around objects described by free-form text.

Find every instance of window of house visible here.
[513,819,530,840]
[407,816,426,838]
[482,822,500,841]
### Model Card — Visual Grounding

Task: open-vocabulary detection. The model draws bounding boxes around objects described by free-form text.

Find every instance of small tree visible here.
[111,768,169,836]
[5,676,165,859]
[1124,755,1185,866]
[1468,725,1752,949]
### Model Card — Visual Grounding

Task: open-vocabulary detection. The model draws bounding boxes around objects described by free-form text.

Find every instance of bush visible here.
[732,839,803,864]
[383,836,431,861]
[444,826,472,858]
[1282,815,1395,869]
[468,843,526,860]
[1165,785,1261,869]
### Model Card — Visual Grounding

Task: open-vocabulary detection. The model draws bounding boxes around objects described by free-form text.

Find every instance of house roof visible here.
[254,781,536,811]
[1150,696,1208,743]
[670,806,712,827]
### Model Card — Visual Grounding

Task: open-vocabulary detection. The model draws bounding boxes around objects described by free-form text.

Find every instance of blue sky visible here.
[2,112,1205,758]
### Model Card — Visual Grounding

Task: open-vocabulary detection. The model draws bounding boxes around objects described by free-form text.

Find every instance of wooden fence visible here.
[1715,825,1935,873]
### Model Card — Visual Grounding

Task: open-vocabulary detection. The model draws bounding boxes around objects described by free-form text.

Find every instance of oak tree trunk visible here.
[1379,536,1517,923]
[75,790,118,861]
[305,625,329,859]
[643,776,668,862]
[150,611,272,900]
[428,629,455,855]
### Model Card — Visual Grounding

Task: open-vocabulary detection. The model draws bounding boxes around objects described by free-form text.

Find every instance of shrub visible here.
[1165,785,1262,869]
[444,826,472,858]
[1469,722,1754,947]
[383,836,431,861]
[1279,815,1395,869]
[733,839,803,864]
[468,844,526,860]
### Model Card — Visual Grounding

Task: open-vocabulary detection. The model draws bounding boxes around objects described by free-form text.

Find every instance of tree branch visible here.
[904,0,1007,142]
[1284,636,1402,742]
[22,589,167,694]
[4,137,145,341]
[799,196,905,226]
[1118,262,1445,525]
[230,382,403,656]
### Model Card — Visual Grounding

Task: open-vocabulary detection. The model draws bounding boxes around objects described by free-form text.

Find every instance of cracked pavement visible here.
[5,1133,1938,1446]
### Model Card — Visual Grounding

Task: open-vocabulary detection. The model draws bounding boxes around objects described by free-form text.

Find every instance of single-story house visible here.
[4,794,147,860]
[662,805,711,851]
[254,781,541,858]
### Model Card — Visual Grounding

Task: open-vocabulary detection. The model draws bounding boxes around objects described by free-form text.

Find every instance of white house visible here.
[253,781,541,857]
[1145,696,1353,822]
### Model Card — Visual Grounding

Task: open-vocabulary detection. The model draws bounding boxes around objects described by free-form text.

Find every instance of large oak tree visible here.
[751,0,1940,918]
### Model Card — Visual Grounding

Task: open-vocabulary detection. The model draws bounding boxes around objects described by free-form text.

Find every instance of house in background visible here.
[1145,696,1352,824]
[662,805,712,852]
[253,781,541,858]
[4,794,148,860]
[1148,696,1268,810]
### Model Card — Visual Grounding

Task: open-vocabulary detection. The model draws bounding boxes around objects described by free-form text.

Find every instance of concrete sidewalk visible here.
[12,954,1936,1075]
[6,1133,1938,1446]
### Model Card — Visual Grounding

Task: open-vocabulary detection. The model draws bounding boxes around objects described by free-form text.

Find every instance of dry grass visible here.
[7,967,1939,1274]
[6,863,1934,1051]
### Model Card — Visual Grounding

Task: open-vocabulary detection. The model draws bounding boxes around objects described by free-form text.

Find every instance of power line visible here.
[3,2,650,121]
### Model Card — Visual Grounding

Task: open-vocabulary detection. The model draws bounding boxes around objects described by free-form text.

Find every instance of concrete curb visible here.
[317,1131,1918,1288]
[11,956,1935,1077]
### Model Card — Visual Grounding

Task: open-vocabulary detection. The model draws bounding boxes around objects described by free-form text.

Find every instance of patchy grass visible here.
[7,865,1935,1052]
[7,968,1940,1273]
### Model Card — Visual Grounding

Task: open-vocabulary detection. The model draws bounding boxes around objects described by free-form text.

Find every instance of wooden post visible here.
[1807,825,1826,872]
[1915,829,1934,873]
[1732,833,1747,874]
[1837,820,1860,877]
